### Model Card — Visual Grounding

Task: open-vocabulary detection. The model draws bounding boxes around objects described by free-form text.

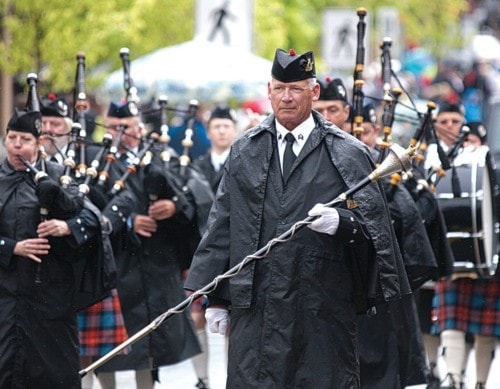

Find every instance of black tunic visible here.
[185,112,410,388]
[0,160,87,389]
[98,156,202,372]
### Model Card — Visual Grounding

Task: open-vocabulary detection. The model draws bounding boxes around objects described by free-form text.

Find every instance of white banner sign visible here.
[322,8,371,71]
[195,0,253,51]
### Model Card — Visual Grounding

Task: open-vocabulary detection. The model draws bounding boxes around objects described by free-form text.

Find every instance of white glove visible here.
[205,307,229,336]
[307,203,340,235]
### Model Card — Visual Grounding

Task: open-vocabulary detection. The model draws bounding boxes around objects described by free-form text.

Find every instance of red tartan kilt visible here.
[77,289,129,356]
[433,276,500,336]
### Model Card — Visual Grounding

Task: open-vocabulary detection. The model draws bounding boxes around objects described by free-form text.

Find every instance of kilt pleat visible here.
[77,289,129,356]
[432,276,500,336]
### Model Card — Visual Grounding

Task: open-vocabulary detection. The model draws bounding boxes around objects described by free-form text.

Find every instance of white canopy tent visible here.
[100,38,273,105]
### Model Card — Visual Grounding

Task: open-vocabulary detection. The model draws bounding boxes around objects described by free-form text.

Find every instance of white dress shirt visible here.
[276,114,315,172]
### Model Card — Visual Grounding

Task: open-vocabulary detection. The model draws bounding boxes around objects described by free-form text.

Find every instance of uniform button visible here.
[349,239,355,244]
[80,227,85,232]
[77,218,82,224]
[350,216,354,222]
[84,235,88,240]
[353,229,357,234]
[112,205,118,212]
[0,240,4,245]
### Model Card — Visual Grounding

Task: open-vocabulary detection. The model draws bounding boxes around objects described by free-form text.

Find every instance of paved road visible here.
[90,330,499,388]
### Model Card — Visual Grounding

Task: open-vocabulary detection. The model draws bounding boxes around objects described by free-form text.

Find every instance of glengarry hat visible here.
[362,103,378,126]
[209,106,237,123]
[438,101,465,116]
[107,101,139,118]
[7,109,43,137]
[318,77,348,102]
[466,121,487,143]
[271,48,315,82]
[40,94,70,118]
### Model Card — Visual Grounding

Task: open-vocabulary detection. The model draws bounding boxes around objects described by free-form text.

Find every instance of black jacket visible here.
[0,159,89,388]
[185,111,410,388]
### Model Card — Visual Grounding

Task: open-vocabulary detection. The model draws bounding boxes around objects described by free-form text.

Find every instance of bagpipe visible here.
[336,9,497,281]
[17,154,83,285]
[359,32,499,279]
[50,48,203,208]
[351,7,367,140]
[24,71,85,213]
[17,73,85,284]
[73,52,89,179]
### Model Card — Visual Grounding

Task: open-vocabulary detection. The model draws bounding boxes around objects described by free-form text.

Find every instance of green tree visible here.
[0,0,194,130]
[0,0,194,92]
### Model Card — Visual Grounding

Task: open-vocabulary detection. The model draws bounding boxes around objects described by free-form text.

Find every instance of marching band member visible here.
[0,109,87,388]
[185,48,410,388]
[39,95,128,389]
[314,80,435,388]
[430,102,499,389]
[97,101,202,389]
[188,105,239,389]
[193,105,239,193]
[39,94,73,163]
[313,77,351,130]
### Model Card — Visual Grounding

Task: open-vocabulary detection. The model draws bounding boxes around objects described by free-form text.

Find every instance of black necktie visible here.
[282,133,296,182]
[119,153,129,166]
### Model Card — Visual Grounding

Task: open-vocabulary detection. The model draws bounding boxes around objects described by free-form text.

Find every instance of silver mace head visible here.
[370,143,412,182]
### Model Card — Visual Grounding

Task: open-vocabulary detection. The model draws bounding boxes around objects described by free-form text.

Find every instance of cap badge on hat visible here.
[56,100,69,117]
[368,107,377,125]
[128,101,139,116]
[303,58,314,72]
[107,101,139,118]
[477,124,486,138]
[34,118,42,134]
[337,84,346,98]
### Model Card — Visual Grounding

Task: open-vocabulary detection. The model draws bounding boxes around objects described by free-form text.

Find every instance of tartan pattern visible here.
[77,289,128,356]
[432,276,500,336]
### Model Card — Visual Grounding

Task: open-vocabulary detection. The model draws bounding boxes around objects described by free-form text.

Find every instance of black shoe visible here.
[426,373,441,389]
[426,363,441,389]
[195,378,209,389]
[439,373,464,389]
[475,383,486,389]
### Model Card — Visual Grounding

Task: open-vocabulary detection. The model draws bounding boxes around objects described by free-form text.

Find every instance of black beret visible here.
[271,48,315,82]
[318,77,348,102]
[40,95,70,118]
[209,106,236,123]
[466,121,487,143]
[7,109,43,137]
[438,101,465,115]
[107,101,139,118]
